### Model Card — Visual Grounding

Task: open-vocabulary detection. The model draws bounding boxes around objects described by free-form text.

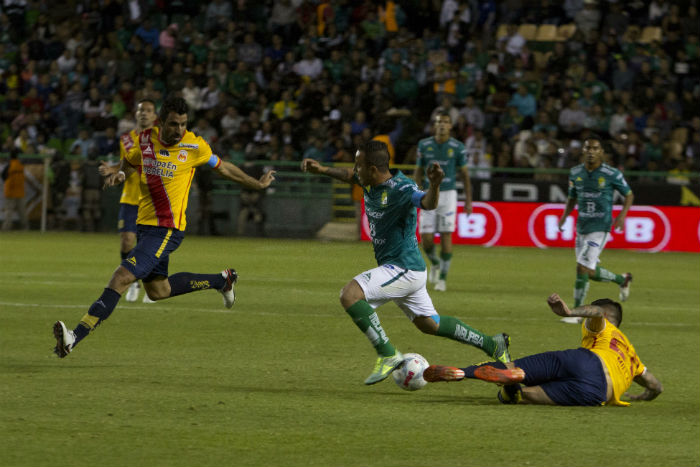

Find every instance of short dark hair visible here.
[158,96,188,122]
[592,298,623,326]
[361,140,390,171]
[137,98,156,110]
[434,111,452,122]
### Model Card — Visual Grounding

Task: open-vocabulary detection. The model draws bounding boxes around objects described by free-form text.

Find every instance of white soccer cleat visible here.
[434,279,447,291]
[53,321,75,358]
[428,266,440,284]
[219,268,238,308]
[142,293,156,303]
[619,273,633,302]
[560,317,584,324]
[125,282,140,302]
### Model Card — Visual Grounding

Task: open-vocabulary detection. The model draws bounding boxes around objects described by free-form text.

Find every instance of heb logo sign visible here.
[528,204,671,252]
[455,202,502,246]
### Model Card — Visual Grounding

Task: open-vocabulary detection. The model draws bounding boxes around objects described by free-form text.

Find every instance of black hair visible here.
[158,96,188,123]
[361,140,390,171]
[137,98,157,110]
[434,110,452,123]
[592,298,623,326]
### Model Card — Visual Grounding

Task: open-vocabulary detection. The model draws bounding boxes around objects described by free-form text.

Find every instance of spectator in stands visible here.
[2,149,28,231]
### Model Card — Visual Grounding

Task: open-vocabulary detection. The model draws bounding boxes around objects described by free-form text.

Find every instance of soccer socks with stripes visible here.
[437,316,496,357]
[574,273,590,307]
[592,266,625,285]
[424,245,440,266]
[345,300,396,357]
[73,288,122,346]
[167,272,226,297]
[439,252,452,280]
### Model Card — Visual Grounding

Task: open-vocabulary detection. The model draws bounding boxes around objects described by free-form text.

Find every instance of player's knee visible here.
[339,282,363,309]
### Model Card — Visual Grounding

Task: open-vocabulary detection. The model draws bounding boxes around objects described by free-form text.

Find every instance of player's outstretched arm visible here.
[547,293,607,329]
[301,158,354,184]
[215,160,276,190]
[624,370,663,401]
[420,162,444,210]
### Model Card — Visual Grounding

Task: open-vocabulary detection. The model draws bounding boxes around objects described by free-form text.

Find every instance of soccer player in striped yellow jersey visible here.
[424,293,663,406]
[100,99,157,303]
[53,97,276,358]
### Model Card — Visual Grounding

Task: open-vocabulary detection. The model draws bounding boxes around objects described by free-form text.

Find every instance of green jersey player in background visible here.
[301,141,510,385]
[558,136,633,323]
[413,112,473,292]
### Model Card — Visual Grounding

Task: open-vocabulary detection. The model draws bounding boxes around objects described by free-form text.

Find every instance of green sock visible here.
[439,252,452,280]
[437,316,496,357]
[593,266,624,284]
[424,245,440,266]
[574,273,590,307]
[345,300,396,357]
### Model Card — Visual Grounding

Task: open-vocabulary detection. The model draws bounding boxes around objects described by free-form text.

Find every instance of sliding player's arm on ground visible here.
[301,158,354,184]
[215,158,276,190]
[624,369,663,401]
[420,161,444,210]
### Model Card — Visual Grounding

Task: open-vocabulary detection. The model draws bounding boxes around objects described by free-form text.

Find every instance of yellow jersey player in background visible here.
[423,293,663,406]
[53,96,276,358]
[100,99,157,303]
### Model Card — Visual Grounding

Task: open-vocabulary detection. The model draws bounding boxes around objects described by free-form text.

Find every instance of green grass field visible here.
[1,232,698,467]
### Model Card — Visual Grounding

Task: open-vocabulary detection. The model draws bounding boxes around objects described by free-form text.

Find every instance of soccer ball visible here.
[392,353,429,391]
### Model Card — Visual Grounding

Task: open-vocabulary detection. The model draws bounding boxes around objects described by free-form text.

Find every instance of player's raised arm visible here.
[215,160,276,190]
[301,158,355,184]
[624,370,663,401]
[420,161,444,210]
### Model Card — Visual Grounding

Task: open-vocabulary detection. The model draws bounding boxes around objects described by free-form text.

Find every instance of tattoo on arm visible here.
[324,167,354,183]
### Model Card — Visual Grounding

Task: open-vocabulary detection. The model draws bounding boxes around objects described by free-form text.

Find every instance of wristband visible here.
[118,170,125,178]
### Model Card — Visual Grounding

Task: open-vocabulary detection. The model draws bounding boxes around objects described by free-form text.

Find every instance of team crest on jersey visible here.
[381,190,388,206]
[178,150,188,162]
[142,145,153,155]
[448,148,453,158]
[598,177,605,188]
[576,176,582,182]
[159,149,169,157]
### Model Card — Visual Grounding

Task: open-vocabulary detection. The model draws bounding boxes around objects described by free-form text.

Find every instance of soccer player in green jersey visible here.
[557,136,634,323]
[302,141,510,385]
[413,112,473,292]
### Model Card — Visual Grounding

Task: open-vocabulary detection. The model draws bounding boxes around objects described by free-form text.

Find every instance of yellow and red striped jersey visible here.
[119,129,141,205]
[124,127,221,230]
[581,320,646,406]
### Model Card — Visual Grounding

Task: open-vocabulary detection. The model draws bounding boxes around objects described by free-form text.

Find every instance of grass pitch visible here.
[0,232,698,467]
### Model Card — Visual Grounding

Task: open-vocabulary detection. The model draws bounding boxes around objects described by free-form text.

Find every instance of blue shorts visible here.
[514,348,607,406]
[121,225,185,282]
[118,204,138,233]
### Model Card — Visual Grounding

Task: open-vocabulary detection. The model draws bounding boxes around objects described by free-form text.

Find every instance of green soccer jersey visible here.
[568,163,632,234]
[359,170,427,271]
[416,137,467,191]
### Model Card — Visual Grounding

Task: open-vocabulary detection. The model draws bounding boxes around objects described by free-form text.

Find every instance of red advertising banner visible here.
[361,202,700,252]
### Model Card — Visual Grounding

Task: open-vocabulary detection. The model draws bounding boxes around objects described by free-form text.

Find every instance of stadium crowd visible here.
[1,0,699,230]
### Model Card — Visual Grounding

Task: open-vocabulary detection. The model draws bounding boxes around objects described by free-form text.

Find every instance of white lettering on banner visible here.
[480,182,491,200]
[504,183,538,202]
[545,215,574,241]
[625,217,654,243]
[458,213,487,238]
[549,185,568,202]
